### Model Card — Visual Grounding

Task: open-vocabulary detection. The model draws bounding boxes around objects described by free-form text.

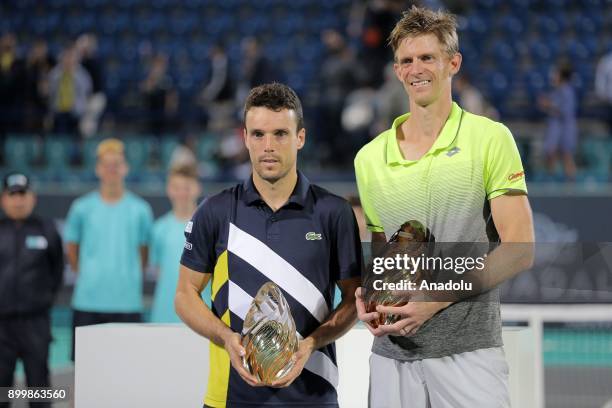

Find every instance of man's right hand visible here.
[355,287,381,335]
[222,332,263,387]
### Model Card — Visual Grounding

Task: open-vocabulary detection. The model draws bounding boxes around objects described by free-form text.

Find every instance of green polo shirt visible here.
[355,101,527,240]
[354,102,528,361]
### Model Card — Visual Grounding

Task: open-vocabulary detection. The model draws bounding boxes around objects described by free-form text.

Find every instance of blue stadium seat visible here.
[465,11,490,35]
[499,14,524,36]
[160,138,179,169]
[151,0,173,10]
[566,39,592,61]
[475,0,501,8]
[124,138,153,171]
[581,140,611,181]
[188,41,211,63]
[529,40,558,62]
[45,137,71,171]
[82,139,101,171]
[173,12,198,35]
[575,14,598,35]
[537,15,562,36]
[4,136,34,172]
[492,42,516,63]
[14,0,37,10]
[239,15,267,36]
[276,14,305,36]
[196,134,219,162]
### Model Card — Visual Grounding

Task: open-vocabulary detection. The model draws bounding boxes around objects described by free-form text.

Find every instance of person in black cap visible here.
[0,173,64,406]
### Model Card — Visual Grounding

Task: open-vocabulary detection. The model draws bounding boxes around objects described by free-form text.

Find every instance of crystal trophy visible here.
[241,282,298,384]
[363,220,433,328]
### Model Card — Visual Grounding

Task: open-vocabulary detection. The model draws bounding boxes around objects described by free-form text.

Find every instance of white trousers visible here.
[369,347,511,408]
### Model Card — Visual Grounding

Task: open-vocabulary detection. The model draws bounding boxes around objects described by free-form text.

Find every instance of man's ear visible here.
[297,128,306,150]
[449,52,462,77]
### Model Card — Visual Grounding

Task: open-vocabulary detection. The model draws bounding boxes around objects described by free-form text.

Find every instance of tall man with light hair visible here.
[354,7,535,407]
[65,138,153,360]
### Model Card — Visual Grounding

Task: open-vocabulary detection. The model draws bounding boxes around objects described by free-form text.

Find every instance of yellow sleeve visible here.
[484,123,528,200]
[354,153,385,233]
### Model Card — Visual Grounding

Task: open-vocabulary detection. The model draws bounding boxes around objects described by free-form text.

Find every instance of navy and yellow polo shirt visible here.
[180,171,362,408]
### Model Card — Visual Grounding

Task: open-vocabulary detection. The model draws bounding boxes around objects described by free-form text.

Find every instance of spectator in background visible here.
[595,48,612,135]
[453,74,499,120]
[235,37,278,108]
[64,139,153,360]
[198,44,234,132]
[48,45,92,165]
[373,62,410,135]
[319,29,362,166]
[75,33,106,138]
[216,127,251,180]
[0,33,25,163]
[539,63,577,180]
[23,39,55,134]
[0,173,63,406]
[349,0,406,88]
[140,53,178,136]
[149,164,201,323]
[48,45,92,137]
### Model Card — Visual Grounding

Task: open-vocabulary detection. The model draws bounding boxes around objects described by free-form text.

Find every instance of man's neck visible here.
[402,97,453,142]
[100,184,124,203]
[173,204,197,221]
[252,170,298,212]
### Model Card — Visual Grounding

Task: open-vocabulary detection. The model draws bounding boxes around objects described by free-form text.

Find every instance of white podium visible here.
[75,324,535,407]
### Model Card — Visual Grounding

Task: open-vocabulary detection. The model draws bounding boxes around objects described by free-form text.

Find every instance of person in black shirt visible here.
[0,173,64,407]
[176,83,362,407]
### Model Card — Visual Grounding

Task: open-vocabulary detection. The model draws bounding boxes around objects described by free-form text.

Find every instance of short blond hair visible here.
[96,138,125,159]
[168,164,198,180]
[388,6,459,58]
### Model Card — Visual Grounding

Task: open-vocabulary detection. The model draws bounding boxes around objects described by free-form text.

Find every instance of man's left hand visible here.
[372,301,451,337]
[269,337,315,388]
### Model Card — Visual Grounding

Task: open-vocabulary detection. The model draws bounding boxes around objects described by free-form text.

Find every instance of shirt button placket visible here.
[267,214,280,241]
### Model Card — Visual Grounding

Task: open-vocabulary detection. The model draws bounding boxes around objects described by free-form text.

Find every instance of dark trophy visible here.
[241,282,298,384]
[364,220,433,328]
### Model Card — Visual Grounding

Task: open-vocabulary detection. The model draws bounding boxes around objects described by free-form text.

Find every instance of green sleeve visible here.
[354,154,385,233]
[484,123,528,200]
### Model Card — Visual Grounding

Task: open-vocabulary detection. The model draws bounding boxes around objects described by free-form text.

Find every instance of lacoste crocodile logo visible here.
[305,232,322,241]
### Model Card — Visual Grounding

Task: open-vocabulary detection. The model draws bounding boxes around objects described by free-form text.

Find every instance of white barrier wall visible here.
[75,324,535,408]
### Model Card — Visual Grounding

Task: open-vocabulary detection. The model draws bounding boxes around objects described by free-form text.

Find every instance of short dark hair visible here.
[243,82,304,131]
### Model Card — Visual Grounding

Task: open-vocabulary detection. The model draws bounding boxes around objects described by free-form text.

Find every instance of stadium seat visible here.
[196,134,219,162]
[581,139,611,181]
[124,138,153,171]
[4,135,35,172]
[44,137,72,172]
[160,138,179,170]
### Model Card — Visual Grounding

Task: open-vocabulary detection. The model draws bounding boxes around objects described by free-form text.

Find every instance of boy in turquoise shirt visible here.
[65,138,153,359]
[149,164,209,323]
